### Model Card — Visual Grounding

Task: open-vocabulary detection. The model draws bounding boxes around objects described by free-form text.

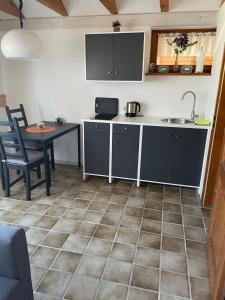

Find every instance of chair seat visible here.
[25,141,42,151]
[0,276,22,300]
[3,151,44,165]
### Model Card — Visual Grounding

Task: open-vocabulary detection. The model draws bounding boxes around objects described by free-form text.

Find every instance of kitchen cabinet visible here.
[85,32,144,81]
[85,34,114,81]
[112,124,140,179]
[140,126,207,186]
[84,122,110,176]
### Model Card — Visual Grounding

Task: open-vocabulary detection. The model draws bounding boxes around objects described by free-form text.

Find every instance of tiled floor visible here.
[0,165,211,300]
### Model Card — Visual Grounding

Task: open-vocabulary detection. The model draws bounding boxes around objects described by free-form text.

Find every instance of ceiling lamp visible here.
[1,0,43,60]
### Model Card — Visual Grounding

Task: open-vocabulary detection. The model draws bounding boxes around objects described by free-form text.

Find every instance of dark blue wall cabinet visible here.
[112,124,140,179]
[85,32,144,81]
[84,122,110,176]
[141,126,207,186]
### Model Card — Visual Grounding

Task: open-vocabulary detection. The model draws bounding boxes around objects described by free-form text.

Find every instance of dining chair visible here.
[0,118,50,200]
[5,104,55,170]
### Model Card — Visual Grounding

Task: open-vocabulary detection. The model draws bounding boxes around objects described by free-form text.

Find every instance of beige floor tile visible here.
[77,255,106,278]
[51,219,77,233]
[100,212,121,226]
[103,259,132,284]
[186,240,207,258]
[37,270,72,297]
[86,238,112,257]
[188,256,208,278]
[110,242,136,262]
[116,227,139,245]
[44,205,67,217]
[74,221,97,237]
[120,216,141,230]
[162,251,187,274]
[131,265,159,291]
[51,251,82,273]
[96,280,127,300]
[30,246,59,268]
[30,266,47,289]
[135,246,160,268]
[161,271,189,298]
[143,209,162,221]
[94,225,117,241]
[128,288,158,300]
[26,228,48,245]
[41,231,69,248]
[62,233,90,253]
[65,275,99,300]
[190,277,210,300]
[138,232,161,249]
[184,227,206,242]
[162,236,185,253]
[35,216,58,230]
[162,223,184,238]
[141,219,162,234]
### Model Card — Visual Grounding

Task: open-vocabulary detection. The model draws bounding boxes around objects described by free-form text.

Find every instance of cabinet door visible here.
[140,126,171,183]
[114,33,144,81]
[112,124,140,179]
[84,122,110,175]
[85,34,114,80]
[169,128,207,186]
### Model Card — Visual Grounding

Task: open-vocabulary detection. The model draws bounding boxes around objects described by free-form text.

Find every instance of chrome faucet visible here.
[181,91,198,122]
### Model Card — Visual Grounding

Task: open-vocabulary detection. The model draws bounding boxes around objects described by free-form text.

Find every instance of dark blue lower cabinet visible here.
[141,126,207,187]
[168,127,207,186]
[112,124,140,179]
[84,122,110,176]
[141,126,171,183]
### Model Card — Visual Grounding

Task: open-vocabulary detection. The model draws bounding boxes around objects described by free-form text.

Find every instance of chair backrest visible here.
[0,118,28,163]
[5,104,28,127]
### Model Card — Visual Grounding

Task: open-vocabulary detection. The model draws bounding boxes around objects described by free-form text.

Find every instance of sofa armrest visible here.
[0,226,34,300]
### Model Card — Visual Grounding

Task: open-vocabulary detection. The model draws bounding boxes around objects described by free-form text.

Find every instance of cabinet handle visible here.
[124,127,128,130]
[115,71,119,75]
[108,71,112,75]
[175,135,181,139]
[168,134,173,137]
[95,124,99,128]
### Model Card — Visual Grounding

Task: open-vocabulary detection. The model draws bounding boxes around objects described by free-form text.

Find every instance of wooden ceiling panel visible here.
[160,0,169,12]
[37,0,68,16]
[99,0,118,14]
[0,0,22,18]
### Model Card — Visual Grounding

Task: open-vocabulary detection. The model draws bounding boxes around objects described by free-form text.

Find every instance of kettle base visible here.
[125,113,136,117]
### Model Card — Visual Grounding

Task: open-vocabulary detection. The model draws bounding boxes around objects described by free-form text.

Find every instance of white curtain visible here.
[157,32,216,57]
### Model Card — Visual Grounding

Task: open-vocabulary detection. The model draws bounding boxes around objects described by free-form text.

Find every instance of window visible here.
[150,29,216,72]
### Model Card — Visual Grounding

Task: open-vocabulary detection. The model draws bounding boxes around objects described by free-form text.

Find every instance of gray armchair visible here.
[0,226,34,300]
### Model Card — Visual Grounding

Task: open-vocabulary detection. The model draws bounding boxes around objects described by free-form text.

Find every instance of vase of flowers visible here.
[167,32,198,73]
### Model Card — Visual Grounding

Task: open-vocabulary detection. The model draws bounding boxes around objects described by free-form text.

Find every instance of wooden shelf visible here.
[145,72,211,76]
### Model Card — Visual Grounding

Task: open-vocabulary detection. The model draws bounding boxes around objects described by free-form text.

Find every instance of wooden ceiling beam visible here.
[99,0,118,14]
[36,0,68,16]
[160,0,169,12]
[0,0,23,18]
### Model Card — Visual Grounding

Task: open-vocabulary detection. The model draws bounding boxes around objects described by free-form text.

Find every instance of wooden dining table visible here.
[20,121,81,186]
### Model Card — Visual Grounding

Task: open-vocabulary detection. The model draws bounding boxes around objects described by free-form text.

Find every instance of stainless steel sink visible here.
[161,118,193,124]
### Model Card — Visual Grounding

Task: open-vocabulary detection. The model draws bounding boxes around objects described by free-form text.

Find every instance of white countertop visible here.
[81,114,211,130]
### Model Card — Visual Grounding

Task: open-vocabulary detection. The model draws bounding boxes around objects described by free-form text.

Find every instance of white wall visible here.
[0,27,213,164]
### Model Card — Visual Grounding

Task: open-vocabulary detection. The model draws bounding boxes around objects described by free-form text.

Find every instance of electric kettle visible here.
[125,101,141,117]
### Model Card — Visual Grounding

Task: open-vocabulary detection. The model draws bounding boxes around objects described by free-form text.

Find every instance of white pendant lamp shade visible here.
[1,28,43,60]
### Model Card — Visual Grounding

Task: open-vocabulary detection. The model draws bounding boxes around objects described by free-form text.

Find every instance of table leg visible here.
[43,143,51,188]
[77,125,81,167]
